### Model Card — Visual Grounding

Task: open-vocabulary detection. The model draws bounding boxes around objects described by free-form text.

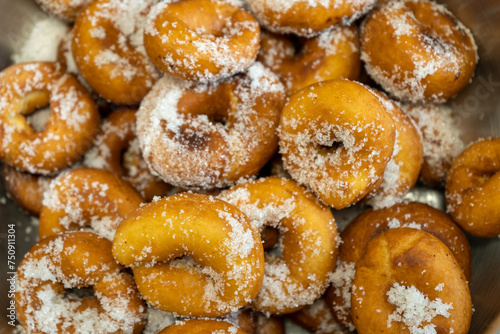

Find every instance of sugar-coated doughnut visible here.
[247,0,377,37]
[218,177,338,314]
[278,79,396,209]
[351,228,471,334]
[112,193,265,317]
[15,231,146,334]
[365,93,423,209]
[290,297,348,334]
[361,0,478,103]
[446,138,500,237]
[144,0,260,82]
[326,201,471,330]
[35,0,94,21]
[136,62,284,189]
[404,103,464,186]
[2,164,53,216]
[0,62,99,175]
[39,168,144,240]
[158,319,248,334]
[258,25,361,96]
[72,0,160,105]
[83,109,172,201]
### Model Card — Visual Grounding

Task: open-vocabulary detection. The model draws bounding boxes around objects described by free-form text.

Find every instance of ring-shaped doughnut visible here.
[83,109,172,201]
[258,26,361,96]
[351,228,471,334]
[326,202,471,330]
[247,0,377,37]
[15,231,146,334]
[278,79,396,209]
[360,0,478,103]
[72,0,159,105]
[35,0,94,21]
[446,138,500,237]
[218,177,338,314]
[0,62,100,175]
[136,62,284,189]
[39,168,144,240]
[112,193,265,317]
[144,0,260,82]
[158,319,248,334]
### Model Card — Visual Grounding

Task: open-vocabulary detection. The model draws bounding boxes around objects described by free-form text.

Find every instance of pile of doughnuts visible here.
[1,0,494,333]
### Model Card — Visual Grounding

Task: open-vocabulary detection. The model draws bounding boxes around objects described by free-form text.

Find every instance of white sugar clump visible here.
[387,283,453,334]
[12,17,68,64]
[143,307,176,334]
[328,260,357,331]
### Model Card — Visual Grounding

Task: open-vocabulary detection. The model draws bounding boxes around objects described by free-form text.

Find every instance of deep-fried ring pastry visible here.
[278,79,396,209]
[144,0,260,82]
[83,109,172,201]
[247,0,376,37]
[326,202,471,330]
[35,0,94,21]
[351,228,472,334]
[446,138,500,237]
[15,231,146,334]
[361,0,478,103]
[258,26,361,96]
[219,177,338,314]
[72,0,160,105]
[112,193,265,317]
[39,168,144,240]
[158,319,248,334]
[2,164,53,216]
[0,62,99,175]
[136,62,284,189]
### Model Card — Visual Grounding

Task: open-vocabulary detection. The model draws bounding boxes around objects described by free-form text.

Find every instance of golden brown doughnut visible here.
[136,62,284,189]
[218,177,338,315]
[35,0,94,21]
[15,231,146,334]
[351,228,471,334]
[144,0,260,82]
[0,62,99,175]
[112,193,265,317]
[2,164,53,216]
[258,26,361,96]
[83,109,172,201]
[446,138,500,237]
[278,79,396,209]
[247,0,377,37]
[72,0,160,105]
[361,0,478,103]
[39,168,144,240]
[404,103,465,186]
[158,319,248,334]
[326,202,471,330]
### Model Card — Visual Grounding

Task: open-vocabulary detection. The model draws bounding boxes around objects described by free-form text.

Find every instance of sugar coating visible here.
[328,260,356,331]
[36,0,93,20]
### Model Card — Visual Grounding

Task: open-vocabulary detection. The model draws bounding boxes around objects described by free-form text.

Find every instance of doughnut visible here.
[72,0,160,105]
[158,319,248,334]
[258,26,361,96]
[278,79,396,209]
[360,0,478,103]
[404,103,464,186]
[290,297,348,334]
[2,164,53,216]
[83,109,172,201]
[15,231,146,333]
[365,93,423,209]
[0,62,100,175]
[144,0,260,82]
[246,0,377,37]
[218,177,338,314]
[351,228,472,334]
[34,0,94,21]
[446,138,500,237]
[39,168,144,240]
[112,193,265,317]
[326,201,471,330]
[136,62,285,189]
